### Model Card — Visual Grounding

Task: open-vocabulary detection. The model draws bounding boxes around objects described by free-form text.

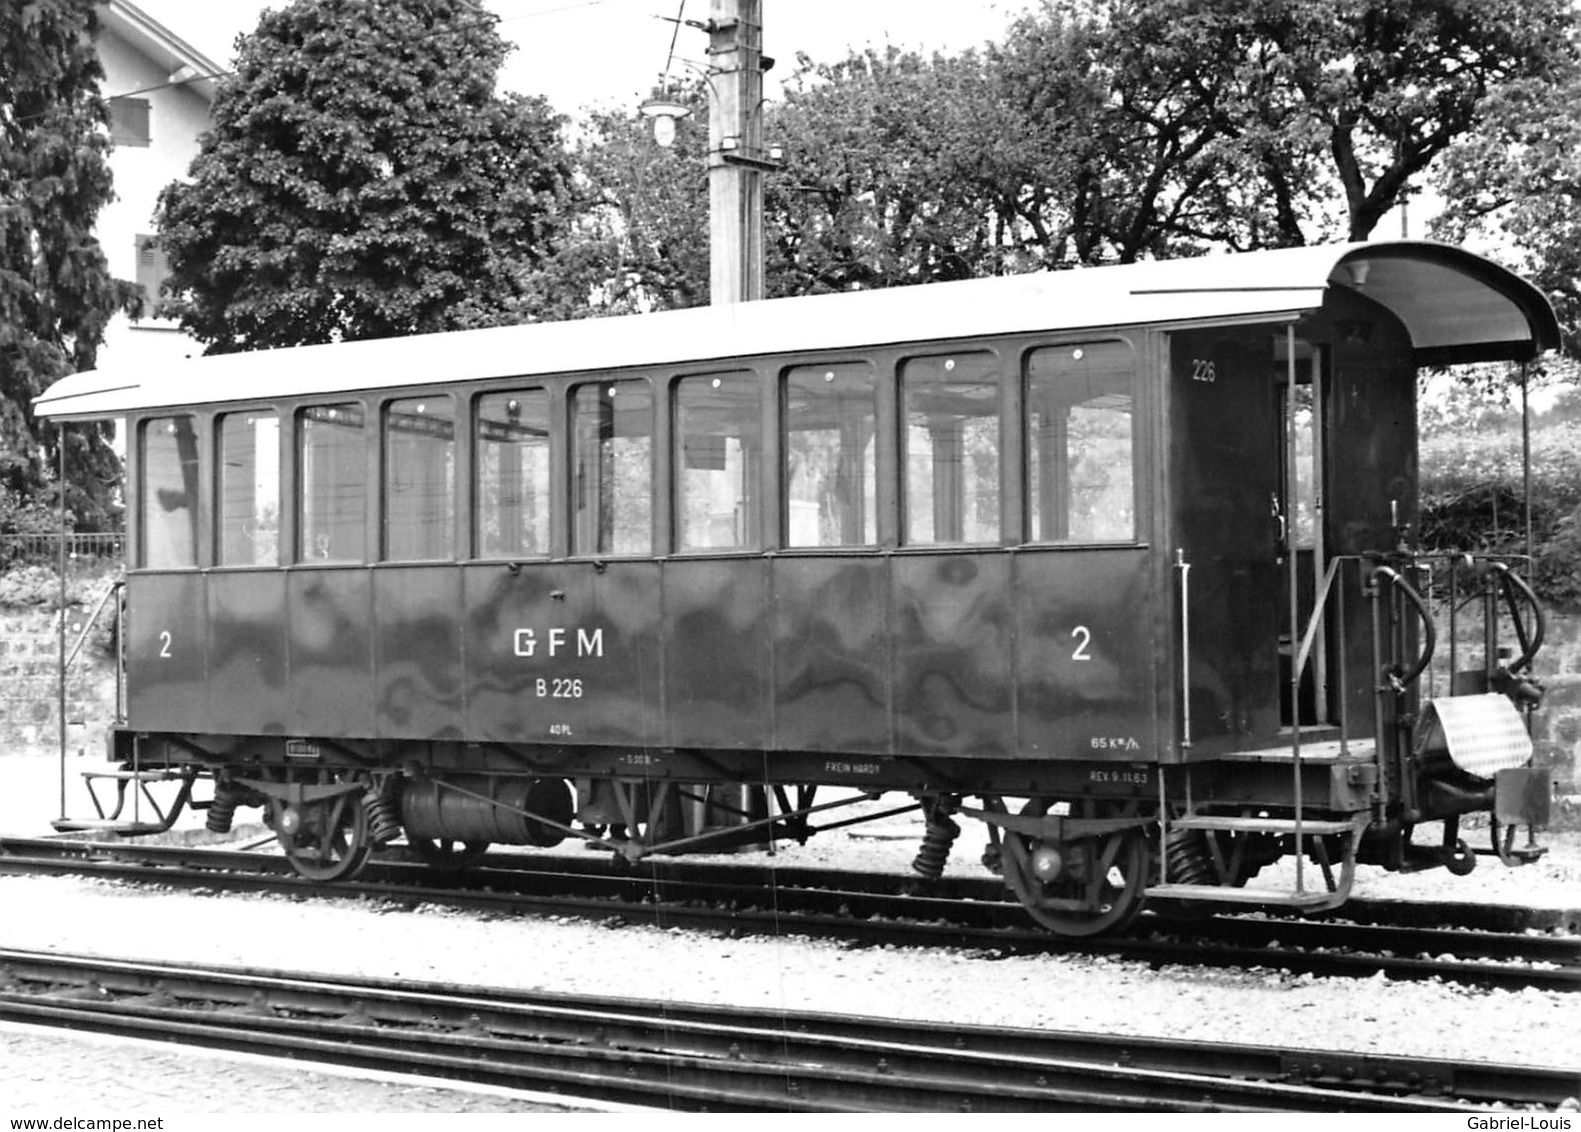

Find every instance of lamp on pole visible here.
[640,0,775,306]
[638,90,691,149]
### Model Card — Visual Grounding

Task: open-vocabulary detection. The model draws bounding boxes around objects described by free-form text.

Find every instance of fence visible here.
[0,532,125,575]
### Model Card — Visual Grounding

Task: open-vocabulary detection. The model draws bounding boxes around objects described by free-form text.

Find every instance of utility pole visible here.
[707,0,769,304]
[698,0,770,841]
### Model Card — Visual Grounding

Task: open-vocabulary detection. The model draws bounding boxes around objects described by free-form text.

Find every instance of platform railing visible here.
[0,531,124,573]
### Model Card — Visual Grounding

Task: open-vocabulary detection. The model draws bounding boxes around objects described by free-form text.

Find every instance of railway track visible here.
[0,947,1572,1111]
[2,836,1577,992]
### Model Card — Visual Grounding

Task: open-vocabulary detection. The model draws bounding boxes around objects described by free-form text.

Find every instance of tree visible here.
[529,0,1578,308]
[1431,69,1581,360]
[767,47,1034,294]
[993,0,1576,257]
[529,83,711,318]
[156,0,573,351]
[1253,0,1574,242]
[1,0,135,532]
[754,0,1574,292]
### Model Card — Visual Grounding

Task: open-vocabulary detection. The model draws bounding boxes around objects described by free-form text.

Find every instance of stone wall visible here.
[0,603,119,758]
[1531,611,1581,801]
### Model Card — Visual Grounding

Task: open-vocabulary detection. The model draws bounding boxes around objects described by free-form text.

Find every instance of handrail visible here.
[1371,565,1436,689]
[1175,549,1192,751]
[64,579,123,673]
[1490,562,1544,674]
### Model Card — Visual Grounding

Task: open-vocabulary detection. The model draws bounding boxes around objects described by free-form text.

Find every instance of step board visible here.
[1170,815,1359,836]
[81,769,188,782]
[50,818,171,835]
[1214,738,1376,764]
[1145,883,1344,910]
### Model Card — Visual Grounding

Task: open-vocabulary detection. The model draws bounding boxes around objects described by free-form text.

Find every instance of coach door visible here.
[1274,336,1334,729]
[1169,326,1287,753]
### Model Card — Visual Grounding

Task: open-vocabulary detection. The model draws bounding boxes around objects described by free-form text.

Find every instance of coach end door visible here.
[1169,327,1286,753]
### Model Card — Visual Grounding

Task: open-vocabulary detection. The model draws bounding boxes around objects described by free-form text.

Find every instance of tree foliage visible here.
[567,0,1534,308]
[532,83,711,317]
[0,0,133,531]
[1431,66,1581,359]
[531,0,1574,311]
[1420,420,1581,608]
[156,0,573,351]
[765,47,1031,294]
[1248,0,1572,241]
[981,0,1575,256]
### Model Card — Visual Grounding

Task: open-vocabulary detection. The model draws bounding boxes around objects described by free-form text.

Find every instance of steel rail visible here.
[1,948,1566,1111]
[2,837,1576,992]
[6,835,1578,933]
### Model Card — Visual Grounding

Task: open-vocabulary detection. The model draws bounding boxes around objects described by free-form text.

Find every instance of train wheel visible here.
[993,797,1150,938]
[407,837,491,870]
[271,771,372,882]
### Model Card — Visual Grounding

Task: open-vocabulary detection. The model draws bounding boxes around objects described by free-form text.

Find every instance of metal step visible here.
[1214,738,1376,764]
[49,818,172,835]
[1169,815,1359,836]
[79,769,188,782]
[1144,883,1346,910]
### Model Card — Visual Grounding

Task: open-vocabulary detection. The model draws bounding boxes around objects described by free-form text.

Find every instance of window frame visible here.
[214,407,282,568]
[568,377,655,558]
[137,413,201,570]
[381,393,457,563]
[780,359,880,550]
[1021,338,1141,547]
[473,386,554,561]
[295,400,369,565]
[671,369,763,555]
[898,349,1003,548]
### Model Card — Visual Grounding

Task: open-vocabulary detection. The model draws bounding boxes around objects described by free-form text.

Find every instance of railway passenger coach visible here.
[34,240,1560,936]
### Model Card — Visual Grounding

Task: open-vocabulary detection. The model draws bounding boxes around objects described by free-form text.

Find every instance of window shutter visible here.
[135,235,171,316]
[109,97,151,147]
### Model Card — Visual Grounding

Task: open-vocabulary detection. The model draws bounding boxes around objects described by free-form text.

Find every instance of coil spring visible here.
[1164,827,1216,886]
[364,789,402,846]
[911,814,960,880]
[206,790,238,835]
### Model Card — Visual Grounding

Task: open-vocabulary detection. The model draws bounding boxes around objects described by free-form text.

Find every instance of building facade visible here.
[95,0,220,373]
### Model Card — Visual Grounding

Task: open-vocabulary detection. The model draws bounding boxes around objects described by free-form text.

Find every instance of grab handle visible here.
[1371,565,1436,690]
[1490,562,1545,674]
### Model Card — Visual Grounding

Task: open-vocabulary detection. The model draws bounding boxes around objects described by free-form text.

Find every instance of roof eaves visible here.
[102,0,225,103]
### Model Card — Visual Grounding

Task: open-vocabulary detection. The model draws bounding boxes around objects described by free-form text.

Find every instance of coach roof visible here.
[34,239,1560,421]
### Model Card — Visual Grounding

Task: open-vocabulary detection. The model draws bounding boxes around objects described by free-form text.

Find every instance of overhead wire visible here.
[661,0,686,83]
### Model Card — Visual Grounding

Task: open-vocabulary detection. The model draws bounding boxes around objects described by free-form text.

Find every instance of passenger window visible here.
[1026,342,1135,543]
[384,396,455,561]
[140,415,199,569]
[571,381,651,556]
[298,403,366,562]
[783,363,876,547]
[902,352,1000,545]
[217,411,280,566]
[674,372,761,551]
[476,390,550,559]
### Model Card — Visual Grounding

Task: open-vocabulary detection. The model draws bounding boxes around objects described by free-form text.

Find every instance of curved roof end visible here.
[1329,242,1560,366]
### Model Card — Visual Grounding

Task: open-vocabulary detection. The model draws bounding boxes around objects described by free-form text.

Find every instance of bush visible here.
[1420,422,1581,610]
[0,562,122,612]
[1535,509,1581,608]
[0,565,71,608]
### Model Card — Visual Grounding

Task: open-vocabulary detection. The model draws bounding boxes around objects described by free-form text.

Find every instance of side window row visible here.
[139,341,1135,568]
